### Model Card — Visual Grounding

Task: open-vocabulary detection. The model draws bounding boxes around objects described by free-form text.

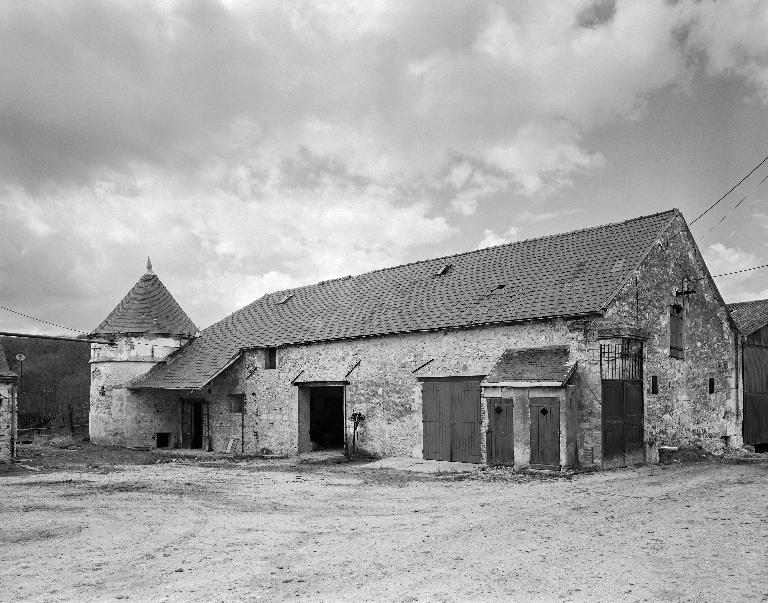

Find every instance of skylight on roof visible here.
[277,293,295,305]
[435,263,452,276]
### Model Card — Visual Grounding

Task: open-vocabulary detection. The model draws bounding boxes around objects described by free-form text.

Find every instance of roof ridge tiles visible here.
[132,209,681,390]
[264,209,679,299]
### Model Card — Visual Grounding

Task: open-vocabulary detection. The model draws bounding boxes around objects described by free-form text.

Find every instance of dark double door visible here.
[602,380,644,466]
[422,379,482,463]
[743,343,768,445]
[182,399,205,449]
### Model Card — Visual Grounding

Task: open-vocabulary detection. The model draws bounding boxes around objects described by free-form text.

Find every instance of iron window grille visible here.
[600,344,643,381]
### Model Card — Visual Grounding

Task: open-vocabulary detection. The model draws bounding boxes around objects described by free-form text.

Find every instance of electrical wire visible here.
[690,152,768,226]
[699,172,768,241]
[711,263,768,278]
[0,305,87,334]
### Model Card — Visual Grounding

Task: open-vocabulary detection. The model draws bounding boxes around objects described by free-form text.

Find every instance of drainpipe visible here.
[241,398,245,454]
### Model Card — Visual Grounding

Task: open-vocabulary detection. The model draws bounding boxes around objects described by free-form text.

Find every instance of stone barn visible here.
[90,209,742,469]
[0,343,19,463]
[727,298,768,450]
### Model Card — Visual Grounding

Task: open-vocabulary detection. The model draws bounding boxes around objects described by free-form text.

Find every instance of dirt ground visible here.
[1,443,767,602]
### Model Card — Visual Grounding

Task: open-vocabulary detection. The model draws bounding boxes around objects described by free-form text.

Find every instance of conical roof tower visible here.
[92,258,197,337]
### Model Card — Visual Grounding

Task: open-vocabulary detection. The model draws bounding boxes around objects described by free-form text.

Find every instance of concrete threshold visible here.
[364,456,479,474]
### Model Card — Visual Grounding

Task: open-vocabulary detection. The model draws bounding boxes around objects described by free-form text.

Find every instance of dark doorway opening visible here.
[156,432,171,449]
[298,386,344,452]
[191,402,203,449]
[310,387,344,449]
[182,399,205,449]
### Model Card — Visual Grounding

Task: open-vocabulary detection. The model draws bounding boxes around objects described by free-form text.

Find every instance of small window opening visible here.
[651,375,658,395]
[265,347,277,369]
[156,432,171,448]
[670,304,684,359]
[277,293,294,305]
[229,395,244,413]
[436,263,452,276]
[708,378,715,395]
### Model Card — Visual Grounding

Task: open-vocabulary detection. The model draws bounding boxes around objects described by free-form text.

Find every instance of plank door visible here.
[623,381,644,460]
[422,379,481,463]
[601,380,625,465]
[530,397,560,468]
[488,398,514,465]
[451,380,481,463]
[743,344,768,444]
[422,382,449,460]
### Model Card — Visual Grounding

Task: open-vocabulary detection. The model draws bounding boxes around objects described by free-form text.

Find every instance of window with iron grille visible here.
[599,344,643,381]
[670,305,684,359]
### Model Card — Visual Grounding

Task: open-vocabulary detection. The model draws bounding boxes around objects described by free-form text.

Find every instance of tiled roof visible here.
[483,346,575,384]
[132,209,678,390]
[92,272,198,337]
[0,343,17,379]
[727,298,768,336]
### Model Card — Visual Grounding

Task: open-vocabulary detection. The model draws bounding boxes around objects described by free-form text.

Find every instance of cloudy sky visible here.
[2,0,768,336]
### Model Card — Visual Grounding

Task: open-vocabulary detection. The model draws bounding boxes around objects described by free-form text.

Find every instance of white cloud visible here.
[703,242,766,303]
[682,1,768,101]
[477,226,520,249]
[450,195,478,216]
[2,1,768,333]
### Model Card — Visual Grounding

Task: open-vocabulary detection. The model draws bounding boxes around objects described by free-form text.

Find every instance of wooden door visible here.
[488,398,514,465]
[452,380,481,463]
[530,397,560,468]
[422,379,481,463]
[602,380,625,465]
[602,380,644,466]
[623,381,644,460]
[743,344,768,444]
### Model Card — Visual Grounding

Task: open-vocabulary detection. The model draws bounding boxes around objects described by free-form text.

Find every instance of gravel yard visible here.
[1,443,767,602]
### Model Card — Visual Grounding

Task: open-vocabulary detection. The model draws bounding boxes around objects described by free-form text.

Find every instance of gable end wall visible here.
[603,212,739,452]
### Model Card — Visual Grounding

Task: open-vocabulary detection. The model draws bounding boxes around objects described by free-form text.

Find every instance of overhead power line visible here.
[690,152,768,226]
[0,305,87,334]
[699,172,768,242]
[711,263,768,278]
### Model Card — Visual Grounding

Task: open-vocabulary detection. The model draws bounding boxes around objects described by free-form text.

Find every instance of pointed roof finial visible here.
[146,256,154,275]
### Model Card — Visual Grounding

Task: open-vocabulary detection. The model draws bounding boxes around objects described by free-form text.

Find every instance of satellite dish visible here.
[15,353,25,362]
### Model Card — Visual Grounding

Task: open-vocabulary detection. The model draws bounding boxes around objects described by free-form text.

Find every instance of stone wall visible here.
[89,335,188,446]
[600,213,739,454]
[241,320,586,458]
[0,381,16,462]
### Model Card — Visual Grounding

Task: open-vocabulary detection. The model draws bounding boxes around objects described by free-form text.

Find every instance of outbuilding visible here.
[727,298,768,449]
[90,209,742,469]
